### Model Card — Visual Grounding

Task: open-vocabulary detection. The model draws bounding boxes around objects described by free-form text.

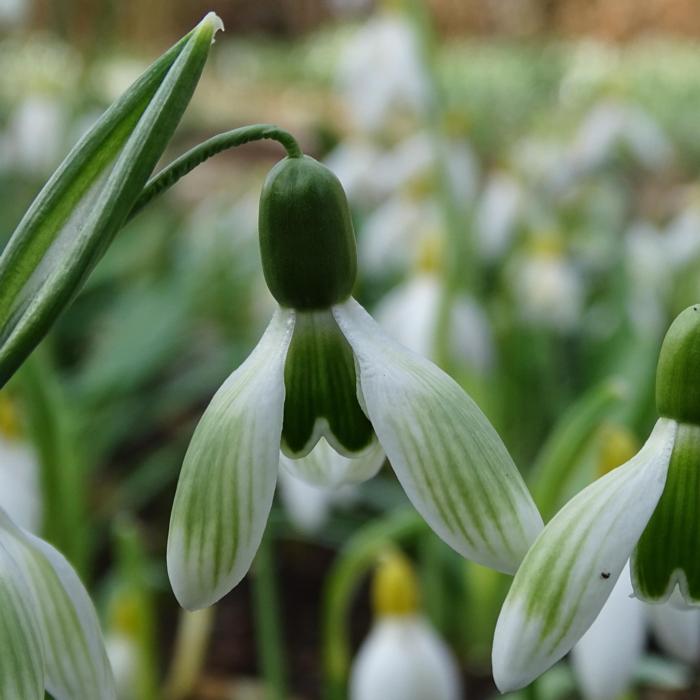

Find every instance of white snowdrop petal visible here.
[167,308,294,609]
[571,562,646,700]
[649,594,700,665]
[334,298,542,574]
[280,436,384,488]
[0,509,115,699]
[493,418,677,692]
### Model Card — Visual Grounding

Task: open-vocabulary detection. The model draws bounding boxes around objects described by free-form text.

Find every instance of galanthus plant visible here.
[349,550,462,700]
[167,152,543,609]
[493,305,700,691]
[0,506,115,699]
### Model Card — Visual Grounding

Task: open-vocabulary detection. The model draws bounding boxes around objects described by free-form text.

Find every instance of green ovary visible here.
[281,310,373,456]
[633,423,700,602]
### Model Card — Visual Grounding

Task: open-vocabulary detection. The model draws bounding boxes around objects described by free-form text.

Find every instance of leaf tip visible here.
[200,11,225,42]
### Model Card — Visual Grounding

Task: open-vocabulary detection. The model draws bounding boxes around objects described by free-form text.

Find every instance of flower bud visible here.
[258,155,357,309]
[656,305,700,425]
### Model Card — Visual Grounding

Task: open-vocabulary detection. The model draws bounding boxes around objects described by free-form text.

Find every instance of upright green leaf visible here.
[0,12,223,387]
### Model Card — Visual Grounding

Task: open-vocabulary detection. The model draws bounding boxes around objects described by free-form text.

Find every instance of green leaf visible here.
[0,12,223,388]
[529,379,628,521]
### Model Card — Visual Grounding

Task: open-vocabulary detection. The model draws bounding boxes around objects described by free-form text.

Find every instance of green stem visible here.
[252,525,287,700]
[128,124,302,219]
[322,509,426,700]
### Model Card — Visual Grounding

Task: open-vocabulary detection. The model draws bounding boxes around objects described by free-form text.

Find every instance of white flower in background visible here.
[168,155,542,610]
[572,100,673,172]
[336,11,430,133]
[571,562,647,700]
[375,273,492,372]
[359,195,441,277]
[105,634,139,700]
[510,238,584,332]
[559,42,619,104]
[0,394,41,532]
[665,195,700,270]
[325,138,386,205]
[0,0,28,26]
[0,429,41,531]
[624,221,669,337]
[3,96,66,176]
[350,552,462,700]
[0,507,116,699]
[475,172,523,260]
[493,306,700,691]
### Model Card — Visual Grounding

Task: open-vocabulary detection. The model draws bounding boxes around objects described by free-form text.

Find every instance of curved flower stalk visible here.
[0,506,115,699]
[493,305,700,691]
[167,153,542,610]
[349,551,462,700]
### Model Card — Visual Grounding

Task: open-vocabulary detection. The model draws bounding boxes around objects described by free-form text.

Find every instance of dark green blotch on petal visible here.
[258,155,357,309]
[656,305,700,425]
[282,311,373,456]
[633,423,700,602]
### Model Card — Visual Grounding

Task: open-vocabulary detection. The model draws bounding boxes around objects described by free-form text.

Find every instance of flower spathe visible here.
[0,506,115,699]
[167,154,543,610]
[493,305,700,692]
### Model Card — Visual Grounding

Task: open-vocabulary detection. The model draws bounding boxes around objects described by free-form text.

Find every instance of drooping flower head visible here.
[493,304,700,691]
[349,551,462,700]
[167,152,543,609]
[0,507,115,699]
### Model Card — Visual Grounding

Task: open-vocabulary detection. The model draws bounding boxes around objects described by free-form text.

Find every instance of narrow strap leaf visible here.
[0,12,223,388]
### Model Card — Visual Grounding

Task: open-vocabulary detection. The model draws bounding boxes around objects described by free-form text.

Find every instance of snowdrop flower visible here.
[0,0,28,26]
[336,9,430,133]
[665,194,700,270]
[510,236,584,333]
[572,562,646,700]
[359,195,440,277]
[4,96,67,176]
[168,154,542,609]
[350,551,462,700]
[572,100,673,172]
[375,272,492,372]
[0,393,41,531]
[0,507,115,698]
[493,305,700,691]
[475,172,523,261]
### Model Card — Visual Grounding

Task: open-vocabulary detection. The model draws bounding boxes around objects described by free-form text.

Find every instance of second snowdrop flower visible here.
[167,152,542,610]
[493,305,700,691]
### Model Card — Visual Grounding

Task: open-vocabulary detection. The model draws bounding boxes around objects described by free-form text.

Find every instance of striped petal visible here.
[167,308,294,609]
[0,508,114,699]
[571,562,646,700]
[632,423,700,604]
[0,530,45,699]
[648,592,700,664]
[492,418,677,692]
[279,436,385,488]
[333,298,543,574]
